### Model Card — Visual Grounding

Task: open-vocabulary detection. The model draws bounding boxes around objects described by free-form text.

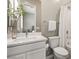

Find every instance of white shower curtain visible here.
[59,3,71,47]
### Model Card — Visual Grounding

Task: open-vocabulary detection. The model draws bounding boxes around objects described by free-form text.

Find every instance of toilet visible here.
[48,36,69,59]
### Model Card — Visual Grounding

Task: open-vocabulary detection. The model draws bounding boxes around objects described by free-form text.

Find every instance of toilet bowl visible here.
[54,47,68,59]
[48,36,69,59]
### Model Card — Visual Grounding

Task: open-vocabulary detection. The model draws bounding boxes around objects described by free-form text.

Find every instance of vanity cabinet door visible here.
[8,54,25,59]
[26,48,46,59]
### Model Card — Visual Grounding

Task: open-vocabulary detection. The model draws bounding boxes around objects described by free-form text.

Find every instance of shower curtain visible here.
[59,3,71,47]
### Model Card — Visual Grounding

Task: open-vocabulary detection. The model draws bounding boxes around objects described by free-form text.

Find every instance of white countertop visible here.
[7,33,47,48]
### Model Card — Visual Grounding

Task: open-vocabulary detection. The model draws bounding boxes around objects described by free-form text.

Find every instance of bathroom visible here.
[7,0,71,59]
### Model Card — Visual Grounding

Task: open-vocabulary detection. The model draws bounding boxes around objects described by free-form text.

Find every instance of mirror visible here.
[7,0,37,34]
[23,2,36,32]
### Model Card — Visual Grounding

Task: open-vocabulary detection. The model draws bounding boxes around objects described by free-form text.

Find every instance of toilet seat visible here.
[54,47,68,56]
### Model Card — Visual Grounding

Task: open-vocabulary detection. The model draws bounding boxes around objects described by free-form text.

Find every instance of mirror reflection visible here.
[7,0,37,35]
[23,2,36,32]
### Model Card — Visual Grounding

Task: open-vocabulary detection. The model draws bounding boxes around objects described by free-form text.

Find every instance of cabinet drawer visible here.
[8,42,46,56]
[8,54,25,59]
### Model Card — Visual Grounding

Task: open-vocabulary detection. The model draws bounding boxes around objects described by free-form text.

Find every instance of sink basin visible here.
[27,32,41,36]
[27,32,42,39]
[17,33,26,38]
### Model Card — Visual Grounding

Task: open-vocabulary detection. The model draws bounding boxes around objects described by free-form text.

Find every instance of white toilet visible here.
[48,36,69,59]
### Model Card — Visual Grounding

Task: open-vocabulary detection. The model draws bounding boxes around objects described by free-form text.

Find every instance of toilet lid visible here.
[54,47,68,56]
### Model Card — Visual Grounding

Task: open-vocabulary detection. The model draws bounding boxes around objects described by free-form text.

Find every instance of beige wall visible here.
[22,0,70,37]
[41,0,71,37]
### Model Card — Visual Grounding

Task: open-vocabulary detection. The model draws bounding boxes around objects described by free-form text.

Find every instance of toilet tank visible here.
[48,36,60,49]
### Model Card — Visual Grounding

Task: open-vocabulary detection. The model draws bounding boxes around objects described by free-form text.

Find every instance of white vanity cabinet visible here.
[26,48,46,59]
[7,41,46,59]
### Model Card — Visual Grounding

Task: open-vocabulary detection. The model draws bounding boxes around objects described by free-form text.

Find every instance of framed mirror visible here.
[7,0,40,34]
